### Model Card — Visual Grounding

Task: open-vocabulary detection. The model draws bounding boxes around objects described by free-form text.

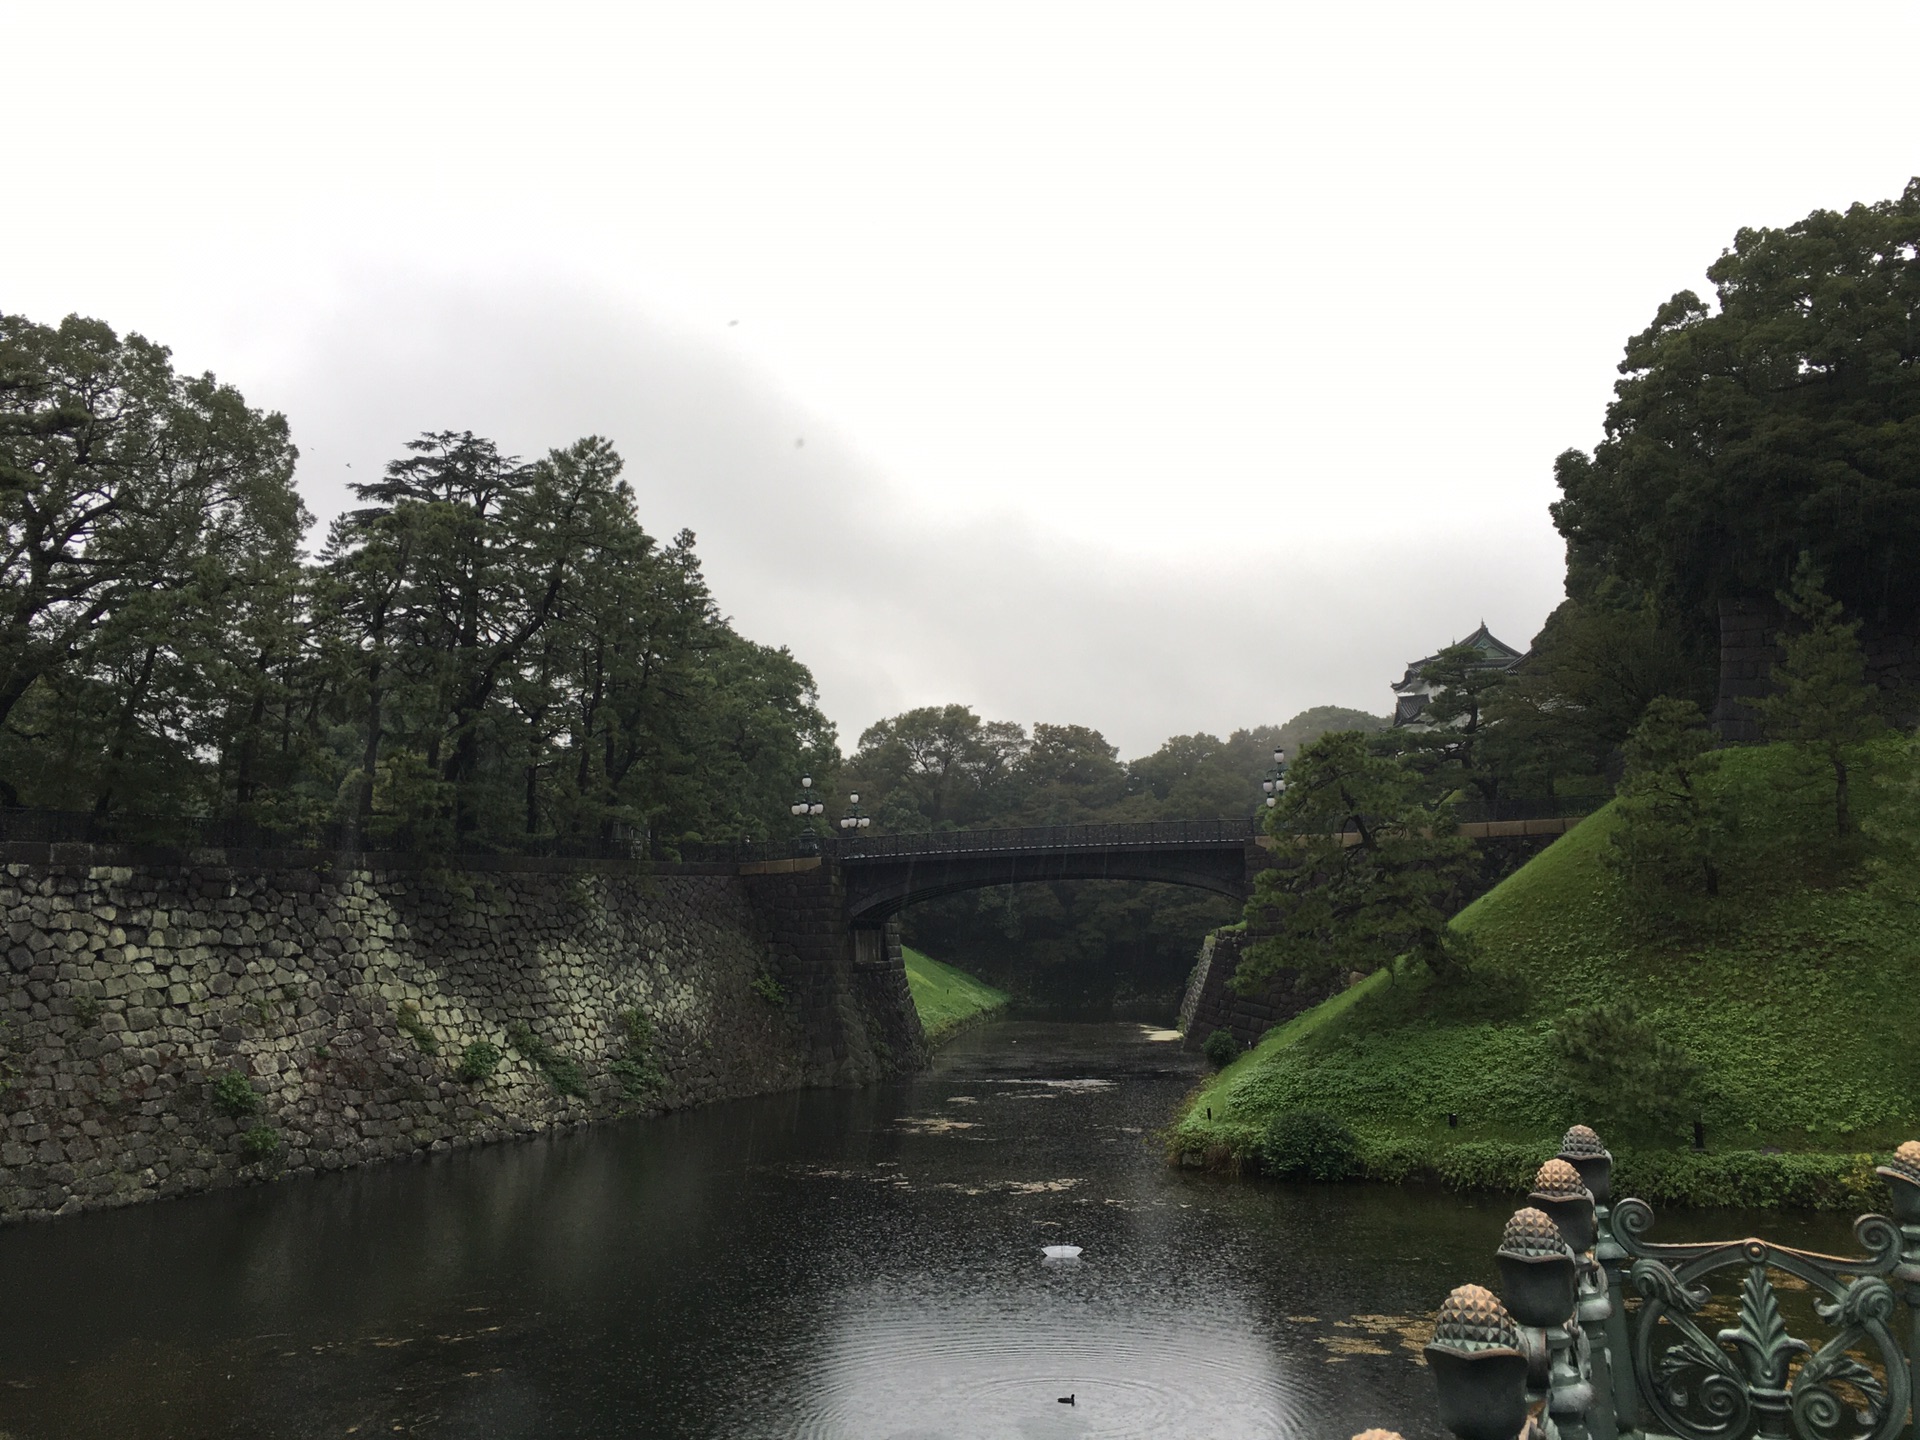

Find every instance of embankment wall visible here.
[1177,929,1328,1052]
[0,846,922,1224]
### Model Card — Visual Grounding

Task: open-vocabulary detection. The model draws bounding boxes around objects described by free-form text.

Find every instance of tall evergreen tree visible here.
[1606,698,1728,900]
[1238,731,1477,992]
[0,312,306,814]
[1754,558,1882,837]
[1551,180,1920,653]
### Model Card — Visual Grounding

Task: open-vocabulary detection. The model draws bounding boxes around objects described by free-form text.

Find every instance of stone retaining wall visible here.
[1716,596,1920,742]
[1177,930,1330,1053]
[0,846,922,1224]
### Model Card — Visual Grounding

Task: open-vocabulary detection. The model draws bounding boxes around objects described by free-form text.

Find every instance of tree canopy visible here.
[0,311,834,852]
[1553,179,1920,637]
[1240,730,1476,992]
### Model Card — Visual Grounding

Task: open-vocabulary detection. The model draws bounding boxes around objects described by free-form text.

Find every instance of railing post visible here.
[1425,1283,1535,1440]
[1559,1125,1635,1438]
[1876,1142,1920,1438]
[1496,1207,1579,1437]
[1528,1159,1601,1440]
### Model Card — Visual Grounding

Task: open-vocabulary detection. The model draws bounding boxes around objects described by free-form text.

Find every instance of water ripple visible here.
[725,1285,1313,1440]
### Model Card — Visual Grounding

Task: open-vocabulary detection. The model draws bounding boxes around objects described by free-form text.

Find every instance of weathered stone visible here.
[0,850,921,1225]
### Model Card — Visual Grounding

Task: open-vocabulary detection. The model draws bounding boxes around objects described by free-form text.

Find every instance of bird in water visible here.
[1057,1394,1075,1406]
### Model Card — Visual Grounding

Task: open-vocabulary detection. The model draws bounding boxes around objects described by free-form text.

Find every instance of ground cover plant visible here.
[1173,741,1920,1208]
[903,946,1009,1044]
[506,1021,586,1098]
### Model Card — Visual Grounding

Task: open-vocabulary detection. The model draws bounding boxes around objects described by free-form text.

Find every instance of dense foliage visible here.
[1258,1109,1358,1181]
[1606,698,1727,905]
[838,705,1387,1010]
[1201,1028,1239,1069]
[1241,730,1477,992]
[1753,559,1884,837]
[1553,179,1920,639]
[0,312,834,852]
[1421,181,1920,806]
[1175,742,1920,1204]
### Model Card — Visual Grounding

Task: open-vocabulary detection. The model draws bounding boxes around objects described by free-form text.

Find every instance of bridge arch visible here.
[833,821,1268,925]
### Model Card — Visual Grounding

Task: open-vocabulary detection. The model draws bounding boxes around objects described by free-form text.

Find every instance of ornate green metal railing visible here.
[1413,1128,1920,1440]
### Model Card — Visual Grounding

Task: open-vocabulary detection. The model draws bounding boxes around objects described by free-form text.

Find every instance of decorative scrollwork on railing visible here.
[1611,1195,1658,1248]
[1851,1213,1906,1272]
[1619,1222,1909,1440]
[1425,1135,1919,1440]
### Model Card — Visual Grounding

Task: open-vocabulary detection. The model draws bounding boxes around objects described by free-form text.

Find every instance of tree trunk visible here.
[231,649,272,812]
[93,644,159,816]
[1832,747,1852,837]
[353,658,384,843]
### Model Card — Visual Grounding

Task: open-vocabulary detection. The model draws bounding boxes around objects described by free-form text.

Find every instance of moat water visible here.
[0,1020,1855,1439]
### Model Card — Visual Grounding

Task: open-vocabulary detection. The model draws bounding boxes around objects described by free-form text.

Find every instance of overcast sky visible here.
[5,3,1918,757]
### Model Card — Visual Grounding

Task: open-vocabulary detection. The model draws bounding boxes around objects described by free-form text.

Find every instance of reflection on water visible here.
[0,1021,1859,1439]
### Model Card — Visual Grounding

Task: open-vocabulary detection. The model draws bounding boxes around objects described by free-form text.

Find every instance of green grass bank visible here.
[1173,742,1920,1209]
[905,946,1011,1045]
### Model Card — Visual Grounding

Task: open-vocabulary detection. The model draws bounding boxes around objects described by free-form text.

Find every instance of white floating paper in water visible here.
[1041,1245,1082,1259]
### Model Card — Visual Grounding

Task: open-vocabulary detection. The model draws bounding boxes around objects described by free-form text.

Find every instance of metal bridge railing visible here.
[0,800,1595,867]
[827,818,1263,860]
[1422,1126,1920,1440]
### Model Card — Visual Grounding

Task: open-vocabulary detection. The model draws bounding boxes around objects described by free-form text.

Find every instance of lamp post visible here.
[837,792,872,837]
[790,774,825,853]
[1259,746,1289,815]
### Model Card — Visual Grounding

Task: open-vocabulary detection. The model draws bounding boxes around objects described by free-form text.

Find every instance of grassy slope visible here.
[1173,742,1920,1206]
[904,946,1011,1044]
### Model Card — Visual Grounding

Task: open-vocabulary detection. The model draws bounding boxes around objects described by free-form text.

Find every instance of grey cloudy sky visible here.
[5,2,1918,756]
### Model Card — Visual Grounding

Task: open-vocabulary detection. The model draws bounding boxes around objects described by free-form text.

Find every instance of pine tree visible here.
[1238,731,1477,992]
[1607,698,1727,900]
[1753,557,1881,838]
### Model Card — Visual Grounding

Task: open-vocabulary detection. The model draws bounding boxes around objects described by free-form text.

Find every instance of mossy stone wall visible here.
[0,846,921,1223]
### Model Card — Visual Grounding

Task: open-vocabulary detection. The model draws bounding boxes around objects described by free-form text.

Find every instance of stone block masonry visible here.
[1716,594,1920,743]
[0,845,924,1224]
[1177,929,1329,1053]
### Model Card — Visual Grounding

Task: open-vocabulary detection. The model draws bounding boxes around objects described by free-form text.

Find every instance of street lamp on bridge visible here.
[838,793,872,833]
[1260,747,1288,811]
[791,775,825,852]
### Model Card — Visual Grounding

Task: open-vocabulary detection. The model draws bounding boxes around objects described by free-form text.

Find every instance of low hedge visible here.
[1351,1134,1888,1210]
[1180,1123,1893,1210]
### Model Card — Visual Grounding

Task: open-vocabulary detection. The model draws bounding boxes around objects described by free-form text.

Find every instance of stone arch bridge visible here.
[736,810,1587,1068]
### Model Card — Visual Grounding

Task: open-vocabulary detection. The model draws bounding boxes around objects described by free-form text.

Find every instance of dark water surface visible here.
[0,1021,1856,1439]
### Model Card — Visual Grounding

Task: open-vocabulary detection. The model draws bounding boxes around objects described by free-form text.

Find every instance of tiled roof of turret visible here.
[1392,621,1526,694]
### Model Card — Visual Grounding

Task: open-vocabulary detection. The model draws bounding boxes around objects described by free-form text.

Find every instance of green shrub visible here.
[1353,1130,1429,1183]
[1612,1148,1887,1210]
[1430,1139,1555,1192]
[505,1020,543,1060]
[1552,999,1697,1138]
[72,994,101,1027]
[619,1008,653,1047]
[507,1021,585,1097]
[1261,1109,1359,1180]
[608,1009,664,1101]
[456,1040,501,1083]
[1346,1135,1886,1210]
[608,1055,663,1100]
[394,1002,441,1055]
[212,1069,260,1117]
[752,972,785,1005]
[1202,1029,1240,1069]
[542,1055,586,1097]
[239,1125,282,1163]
